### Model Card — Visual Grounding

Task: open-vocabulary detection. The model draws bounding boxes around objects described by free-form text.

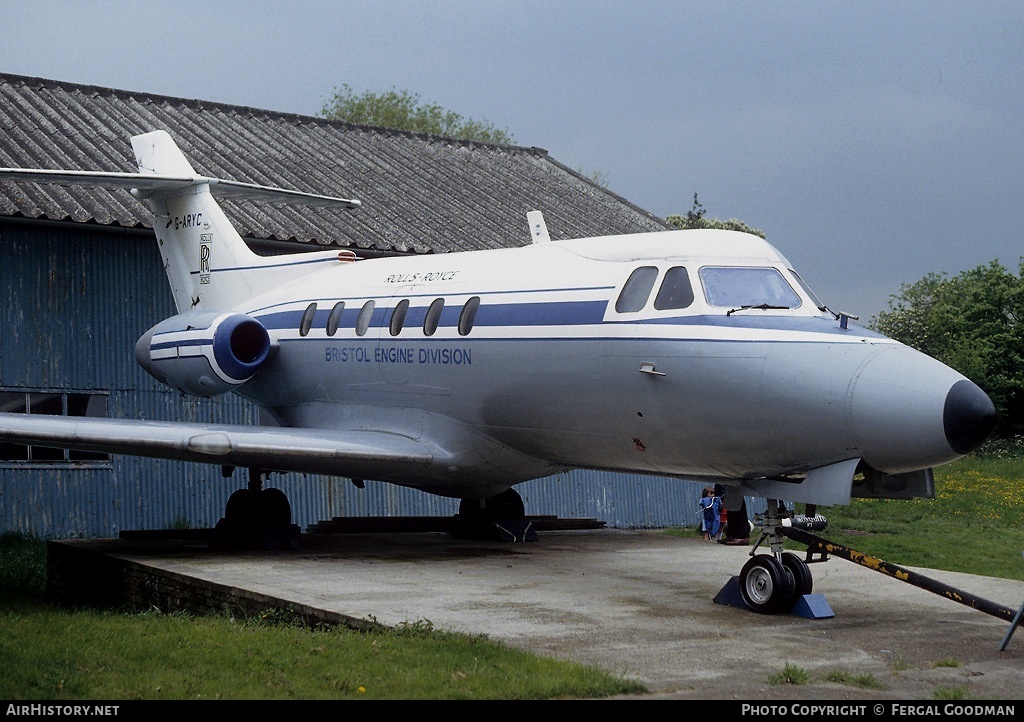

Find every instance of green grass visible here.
[821,669,889,690]
[671,451,1024,582]
[0,605,641,700]
[0,532,645,700]
[2,448,1023,700]
[772,664,891,691]
[767,663,810,685]
[811,452,1024,582]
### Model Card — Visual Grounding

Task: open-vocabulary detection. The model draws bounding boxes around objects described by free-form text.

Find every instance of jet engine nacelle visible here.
[135,312,272,398]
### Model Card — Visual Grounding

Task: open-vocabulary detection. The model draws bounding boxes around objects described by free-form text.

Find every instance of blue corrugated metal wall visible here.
[0,220,762,539]
[515,470,765,529]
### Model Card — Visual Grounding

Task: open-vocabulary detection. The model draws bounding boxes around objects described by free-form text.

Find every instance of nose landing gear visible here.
[736,499,822,614]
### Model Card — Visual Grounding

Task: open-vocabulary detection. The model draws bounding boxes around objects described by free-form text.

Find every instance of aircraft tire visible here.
[739,554,795,614]
[458,488,525,521]
[780,551,813,601]
[259,488,292,527]
[224,488,256,523]
[224,487,291,526]
[487,488,526,519]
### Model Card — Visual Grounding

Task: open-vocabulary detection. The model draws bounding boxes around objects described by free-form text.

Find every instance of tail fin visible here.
[131,131,257,312]
[1,130,360,314]
[129,131,360,312]
[131,129,198,177]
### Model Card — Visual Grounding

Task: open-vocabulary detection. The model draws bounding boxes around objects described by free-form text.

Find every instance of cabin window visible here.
[0,390,111,466]
[458,296,481,336]
[299,303,317,337]
[424,298,444,336]
[699,266,802,310]
[389,299,410,336]
[615,266,658,312]
[326,301,345,336]
[653,266,694,310]
[355,300,375,336]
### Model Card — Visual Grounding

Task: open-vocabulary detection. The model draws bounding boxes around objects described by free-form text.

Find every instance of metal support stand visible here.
[999,598,1024,652]
[998,551,1024,652]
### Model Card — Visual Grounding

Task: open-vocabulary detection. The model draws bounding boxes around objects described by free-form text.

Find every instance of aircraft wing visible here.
[0,411,434,477]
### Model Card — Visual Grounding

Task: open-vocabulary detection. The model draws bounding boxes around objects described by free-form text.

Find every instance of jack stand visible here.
[998,551,1024,651]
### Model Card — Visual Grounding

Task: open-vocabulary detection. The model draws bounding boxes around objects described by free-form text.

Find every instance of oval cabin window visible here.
[424,298,444,336]
[326,301,345,336]
[390,299,410,336]
[458,296,481,336]
[355,300,375,336]
[299,303,317,337]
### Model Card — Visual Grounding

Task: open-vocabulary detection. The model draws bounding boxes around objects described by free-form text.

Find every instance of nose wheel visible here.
[739,554,793,613]
[781,550,813,597]
[738,551,814,614]
[737,500,815,614]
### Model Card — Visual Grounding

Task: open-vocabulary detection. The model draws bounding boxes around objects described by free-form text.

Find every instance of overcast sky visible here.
[5,1,1022,321]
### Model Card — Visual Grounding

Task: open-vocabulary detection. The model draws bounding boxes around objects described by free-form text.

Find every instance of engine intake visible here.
[135,312,271,397]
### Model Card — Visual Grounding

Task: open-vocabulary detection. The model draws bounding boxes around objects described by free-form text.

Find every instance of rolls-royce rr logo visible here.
[199,234,212,284]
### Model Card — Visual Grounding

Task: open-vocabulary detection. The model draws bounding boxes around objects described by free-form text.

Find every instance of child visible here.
[698,486,722,541]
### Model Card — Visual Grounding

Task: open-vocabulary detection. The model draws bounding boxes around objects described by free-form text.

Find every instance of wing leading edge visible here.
[0,412,435,478]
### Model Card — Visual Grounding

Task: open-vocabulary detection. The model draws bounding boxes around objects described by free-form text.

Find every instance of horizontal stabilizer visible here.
[0,168,360,208]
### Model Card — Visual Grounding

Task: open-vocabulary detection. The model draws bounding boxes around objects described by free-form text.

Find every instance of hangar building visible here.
[0,73,731,538]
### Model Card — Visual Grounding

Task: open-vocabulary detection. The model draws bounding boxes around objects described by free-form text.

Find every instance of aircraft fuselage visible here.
[220,229,989,501]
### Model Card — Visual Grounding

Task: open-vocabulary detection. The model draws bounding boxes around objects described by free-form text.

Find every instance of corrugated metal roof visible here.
[0,73,669,255]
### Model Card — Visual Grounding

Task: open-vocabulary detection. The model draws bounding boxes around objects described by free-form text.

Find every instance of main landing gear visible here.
[737,499,823,614]
[452,488,537,542]
[213,466,301,549]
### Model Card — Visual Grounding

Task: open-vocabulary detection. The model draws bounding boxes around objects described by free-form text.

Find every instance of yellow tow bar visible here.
[778,525,1024,650]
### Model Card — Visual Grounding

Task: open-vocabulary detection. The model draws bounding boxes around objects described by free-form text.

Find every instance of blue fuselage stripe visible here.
[151,338,209,351]
[252,296,879,339]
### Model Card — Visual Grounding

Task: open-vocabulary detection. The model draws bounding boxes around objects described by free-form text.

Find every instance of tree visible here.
[319,84,515,145]
[574,166,610,188]
[872,259,1024,436]
[666,194,765,238]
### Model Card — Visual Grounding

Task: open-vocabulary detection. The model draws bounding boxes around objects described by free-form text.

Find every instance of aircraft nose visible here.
[944,379,996,455]
[847,344,997,473]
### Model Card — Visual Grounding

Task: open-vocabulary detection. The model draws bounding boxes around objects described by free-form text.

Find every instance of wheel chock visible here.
[790,593,834,619]
[714,577,835,618]
[713,576,749,609]
[491,519,538,542]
